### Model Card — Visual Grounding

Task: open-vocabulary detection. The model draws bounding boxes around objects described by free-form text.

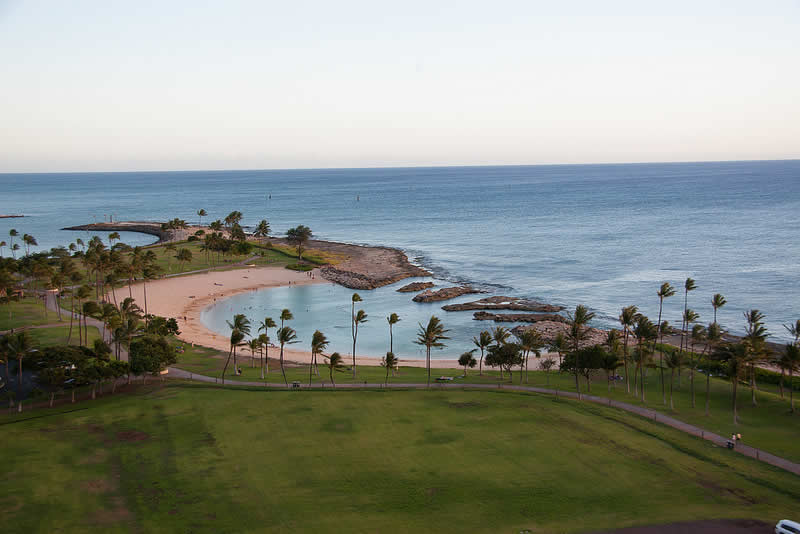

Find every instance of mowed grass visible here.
[174,345,800,463]
[1,385,798,534]
[26,325,102,347]
[0,297,60,330]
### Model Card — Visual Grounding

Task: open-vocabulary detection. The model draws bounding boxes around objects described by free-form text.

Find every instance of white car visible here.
[776,519,800,534]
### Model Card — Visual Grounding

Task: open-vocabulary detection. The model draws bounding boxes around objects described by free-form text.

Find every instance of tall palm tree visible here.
[491,326,511,378]
[352,308,368,379]
[247,338,262,369]
[222,329,245,385]
[382,351,399,385]
[689,322,705,408]
[665,351,681,410]
[108,232,120,248]
[276,326,298,386]
[226,314,251,374]
[712,341,749,425]
[257,317,276,378]
[472,330,492,376]
[22,234,37,256]
[743,309,768,407]
[679,308,699,388]
[0,240,6,257]
[8,331,34,412]
[310,330,329,385]
[326,352,344,387]
[704,322,722,416]
[619,305,638,394]
[386,313,401,354]
[566,304,595,392]
[8,229,18,258]
[280,308,293,329]
[176,248,193,272]
[711,293,727,325]
[415,316,449,387]
[549,331,568,370]
[253,220,270,242]
[655,282,676,405]
[680,278,697,354]
[783,344,800,412]
[257,334,269,379]
[516,328,543,384]
[197,208,207,226]
[633,314,657,402]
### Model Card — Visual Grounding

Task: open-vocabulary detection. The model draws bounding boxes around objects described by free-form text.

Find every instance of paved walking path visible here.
[166,367,800,477]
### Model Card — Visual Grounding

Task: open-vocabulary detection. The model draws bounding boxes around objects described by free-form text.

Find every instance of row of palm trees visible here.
[1,229,38,259]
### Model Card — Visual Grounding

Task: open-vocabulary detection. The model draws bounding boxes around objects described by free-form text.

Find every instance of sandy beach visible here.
[114,266,558,370]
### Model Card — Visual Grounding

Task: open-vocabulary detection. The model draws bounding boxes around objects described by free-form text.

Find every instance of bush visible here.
[286,263,313,272]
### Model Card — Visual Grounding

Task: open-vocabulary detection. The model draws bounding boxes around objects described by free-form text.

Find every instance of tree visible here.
[22,233,38,256]
[680,308,699,388]
[350,293,362,376]
[326,352,344,387]
[743,309,769,407]
[253,219,270,242]
[129,335,177,384]
[224,211,243,229]
[415,316,450,386]
[704,322,722,416]
[680,278,697,355]
[711,341,749,425]
[618,305,638,394]
[0,240,5,257]
[382,351,399,385]
[549,331,568,370]
[230,223,246,242]
[386,312,400,354]
[665,350,681,410]
[689,323,706,408]
[276,326,298,386]
[280,308,293,329]
[603,330,623,391]
[226,313,251,374]
[8,229,18,259]
[566,304,595,392]
[310,330,328,385]
[257,317,276,379]
[711,293,727,326]
[561,345,606,393]
[540,357,556,386]
[7,331,34,410]
[247,338,262,369]
[515,328,544,384]
[486,342,523,383]
[351,309,367,379]
[175,248,193,271]
[286,225,312,261]
[222,329,244,385]
[633,314,657,402]
[458,350,477,376]
[108,232,120,248]
[783,344,800,412]
[197,209,207,226]
[654,282,676,405]
[472,330,492,376]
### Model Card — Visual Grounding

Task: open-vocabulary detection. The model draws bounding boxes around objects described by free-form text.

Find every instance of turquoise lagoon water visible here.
[2,161,799,354]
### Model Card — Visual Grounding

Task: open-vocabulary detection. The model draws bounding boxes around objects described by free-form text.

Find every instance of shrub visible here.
[286,263,313,272]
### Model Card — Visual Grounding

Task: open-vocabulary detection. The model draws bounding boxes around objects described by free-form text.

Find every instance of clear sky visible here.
[1,0,798,172]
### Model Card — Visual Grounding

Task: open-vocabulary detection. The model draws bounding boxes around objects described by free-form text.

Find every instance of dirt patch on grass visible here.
[594,519,772,533]
[116,430,150,442]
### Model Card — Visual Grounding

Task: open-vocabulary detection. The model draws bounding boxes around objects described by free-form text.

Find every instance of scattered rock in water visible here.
[512,321,608,347]
[442,295,563,313]
[396,281,435,293]
[473,312,568,323]
[412,286,483,303]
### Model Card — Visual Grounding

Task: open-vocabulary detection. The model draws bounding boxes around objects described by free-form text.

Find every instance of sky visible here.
[0,0,798,173]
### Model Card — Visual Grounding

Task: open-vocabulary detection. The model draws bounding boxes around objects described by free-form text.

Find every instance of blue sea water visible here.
[2,161,799,357]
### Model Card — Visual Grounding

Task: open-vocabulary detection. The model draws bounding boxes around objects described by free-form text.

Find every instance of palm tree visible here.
[704,322,722,416]
[8,331,34,412]
[22,234,37,256]
[600,350,622,392]
[8,229,18,258]
[280,308,293,329]
[549,331,568,370]
[490,326,511,378]
[414,316,450,387]
[712,341,749,425]
[566,304,595,392]
[226,314,251,374]
[541,357,556,386]
[108,232,120,248]
[680,278,697,354]
[10,243,19,259]
[665,350,682,410]
[516,329,543,384]
[689,323,706,408]
[257,317,276,378]
[247,338,262,369]
[783,344,800,412]
[679,308,699,388]
[197,209,207,226]
[286,225,312,260]
[633,314,657,402]
[222,329,245,385]
[164,243,176,271]
[253,220,270,242]
[382,351,399,385]
[76,238,85,253]
[711,293,727,325]
[0,240,6,257]
[351,310,367,378]
[326,352,344,387]
[458,350,477,377]
[655,282,676,405]
[386,312,400,354]
[176,248,193,272]
[743,309,768,407]
[619,305,638,394]
[472,330,492,376]
[310,330,329,385]
[276,326,298,386]
[350,293,365,377]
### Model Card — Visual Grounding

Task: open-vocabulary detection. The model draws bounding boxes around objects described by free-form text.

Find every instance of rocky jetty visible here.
[512,321,608,347]
[412,286,483,303]
[312,242,429,290]
[396,281,435,293]
[0,214,24,218]
[473,312,567,323]
[442,296,563,313]
[62,221,180,243]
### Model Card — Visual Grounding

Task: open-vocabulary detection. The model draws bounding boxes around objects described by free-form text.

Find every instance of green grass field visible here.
[0,297,60,330]
[173,344,800,463]
[26,325,102,347]
[1,384,798,533]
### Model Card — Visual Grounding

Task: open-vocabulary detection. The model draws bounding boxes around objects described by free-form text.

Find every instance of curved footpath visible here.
[167,366,800,477]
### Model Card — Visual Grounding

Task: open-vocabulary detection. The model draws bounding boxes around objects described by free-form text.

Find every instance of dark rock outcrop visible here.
[396,281,435,293]
[512,321,608,347]
[412,286,483,303]
[443,296,563,313]
[473,312,567,323]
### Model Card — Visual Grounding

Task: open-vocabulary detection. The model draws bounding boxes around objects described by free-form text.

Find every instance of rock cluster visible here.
[442,296,563,313]
[512,321,609,347]
[319,266,411,290]
[473,312,567,323]
[412,286,483,303]
[396,281,435,293]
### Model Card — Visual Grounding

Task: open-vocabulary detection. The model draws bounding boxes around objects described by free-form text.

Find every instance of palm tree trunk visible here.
[732,378,739,425]
[260,346,265,380]
[67,302,74,345]
[623,332,630,394]
[669,369,674,410]
[352,327,358,379]
[279,345,288,386]
[790,369,795,413]
[705,372,711,416]
[143,280,149,323]
[265,343,269,375]
[750,365,757,407]
[330,367,335,387]
[221,346,233,384]
[479,349,483,376]
[779,369,785,398]
[426,347,431,387]
[309,350,314,386]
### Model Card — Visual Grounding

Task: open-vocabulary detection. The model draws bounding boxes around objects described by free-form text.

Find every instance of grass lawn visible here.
[0,297,61,331]
[1,385,798,533]
[26,325,102,347]
[173,344,800,463]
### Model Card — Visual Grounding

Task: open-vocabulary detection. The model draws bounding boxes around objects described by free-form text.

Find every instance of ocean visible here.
[2,160,798,358]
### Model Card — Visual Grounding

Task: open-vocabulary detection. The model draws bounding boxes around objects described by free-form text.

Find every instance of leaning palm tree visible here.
[325,352,345,387]
[619,305,638,394]
[108,232,120,248]
[226,314,251,374]
[655,282,676,405]
[386,312,400,353]
[257,317,276,378]
[197,208,207,226]
[351,309,368,379]
[711,293,727,325]
[280,308,293,329]
[276,326,298,386]
[472,330,492,376]
[222,329,245,385]
[382,351,399,385]
[310,330,329,385]
[414,316,450,387]
[8,229,18,258]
